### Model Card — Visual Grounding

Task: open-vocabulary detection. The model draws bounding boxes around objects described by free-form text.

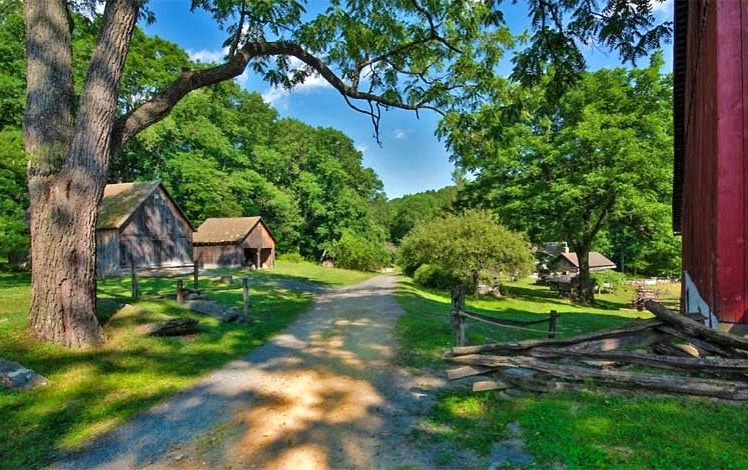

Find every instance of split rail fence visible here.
[450,285,560,347]
[127,263,252,313]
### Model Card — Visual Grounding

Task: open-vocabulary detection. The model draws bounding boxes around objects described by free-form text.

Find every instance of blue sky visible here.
[141,1,674,199]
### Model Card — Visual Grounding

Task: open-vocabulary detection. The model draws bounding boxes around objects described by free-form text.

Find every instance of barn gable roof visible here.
[193,217,276,245]
[97,181,194,231]
[557,251,617,271]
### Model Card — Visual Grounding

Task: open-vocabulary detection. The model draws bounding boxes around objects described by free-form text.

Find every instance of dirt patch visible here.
[51,275,485,469]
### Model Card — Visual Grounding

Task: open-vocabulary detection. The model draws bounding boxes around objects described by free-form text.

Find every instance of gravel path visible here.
[50,275,480,469]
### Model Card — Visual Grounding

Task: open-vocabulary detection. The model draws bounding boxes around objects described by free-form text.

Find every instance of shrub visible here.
[328,230,390,271]
[413,264,462,290]
[277,252,305,263]
[397,209,534,292]
[593,270,627,288]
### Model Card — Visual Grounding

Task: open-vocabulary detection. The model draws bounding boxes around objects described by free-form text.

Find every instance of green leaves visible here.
[398,209,534,290]
[446,57,675,279]
[112,71,385,259]
[513,0,672,91]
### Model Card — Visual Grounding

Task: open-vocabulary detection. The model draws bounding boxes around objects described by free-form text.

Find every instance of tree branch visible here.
[111,40,442,154]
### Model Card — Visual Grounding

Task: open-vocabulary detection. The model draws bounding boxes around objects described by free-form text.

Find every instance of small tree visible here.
[326,230,390,272]
[398,209,534,294]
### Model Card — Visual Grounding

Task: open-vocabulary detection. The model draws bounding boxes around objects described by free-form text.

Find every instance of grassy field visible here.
[258,259,379,286]
[6,265,744,469]
[394,277,748,469]
[0,261,370,469]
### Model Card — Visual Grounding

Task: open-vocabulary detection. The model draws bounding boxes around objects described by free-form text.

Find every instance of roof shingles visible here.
[558,251,617,270]
[96,181,160,229]
[193,217,262,244]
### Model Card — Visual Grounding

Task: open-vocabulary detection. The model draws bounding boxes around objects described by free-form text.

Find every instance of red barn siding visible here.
[679,0,748,324]
[743,0,748,323]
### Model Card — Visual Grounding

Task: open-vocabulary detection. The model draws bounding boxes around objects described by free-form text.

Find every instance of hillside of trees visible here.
[1,3,390,265]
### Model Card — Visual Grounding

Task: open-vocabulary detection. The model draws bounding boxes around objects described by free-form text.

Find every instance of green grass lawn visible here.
[218,259,379,287]
[395,276,748,470]
[0,265,333,469]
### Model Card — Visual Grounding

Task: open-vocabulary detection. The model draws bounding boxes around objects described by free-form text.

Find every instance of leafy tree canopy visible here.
[398,209,534,293]
[385,186,457,243]
[444,53,675,302]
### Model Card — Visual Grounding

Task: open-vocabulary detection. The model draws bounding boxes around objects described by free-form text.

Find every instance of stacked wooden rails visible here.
[444,300,748,400]
[630,286,660,310]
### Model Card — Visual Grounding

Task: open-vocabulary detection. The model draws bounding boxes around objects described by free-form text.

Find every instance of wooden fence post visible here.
[548,310,559,339]
[193,260,200,291]
[243,277,250,313]
[130,261,138,300]
[176,279,184,304]
[451,285,466,346]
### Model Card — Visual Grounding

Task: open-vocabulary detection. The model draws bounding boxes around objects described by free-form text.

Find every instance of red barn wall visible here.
[681,0,748,324]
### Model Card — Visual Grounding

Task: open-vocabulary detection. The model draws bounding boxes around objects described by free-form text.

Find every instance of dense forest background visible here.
[0,2,679,277]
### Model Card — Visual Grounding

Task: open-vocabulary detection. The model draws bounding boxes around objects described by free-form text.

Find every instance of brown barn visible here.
[193,217,276,269]
[96,181,195,277]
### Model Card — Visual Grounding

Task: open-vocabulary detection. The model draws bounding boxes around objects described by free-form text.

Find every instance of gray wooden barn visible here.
[96,181,195,277]
[193,217,276,269]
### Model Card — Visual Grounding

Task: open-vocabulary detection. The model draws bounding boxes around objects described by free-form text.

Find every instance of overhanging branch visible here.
[111,40,443,154]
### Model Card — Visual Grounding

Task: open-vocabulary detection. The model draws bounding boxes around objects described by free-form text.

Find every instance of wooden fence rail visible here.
[450,284,559,346]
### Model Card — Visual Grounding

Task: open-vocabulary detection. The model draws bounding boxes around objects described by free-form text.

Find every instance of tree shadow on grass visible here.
[0,275,313,470]
[32,274,465,470]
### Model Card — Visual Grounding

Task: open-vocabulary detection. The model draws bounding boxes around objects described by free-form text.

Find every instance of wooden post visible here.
[457,312,466,346]
[451,285,467,346]
[548,310,559,339]
[176,279,184,303]
[193,261,199,291]
[243,277,250,313]
[130,261,138,300]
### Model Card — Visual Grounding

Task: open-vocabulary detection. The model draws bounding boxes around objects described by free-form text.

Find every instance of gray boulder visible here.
[0,358,48,390]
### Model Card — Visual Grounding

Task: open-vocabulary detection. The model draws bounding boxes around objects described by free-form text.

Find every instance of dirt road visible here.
[51,275,479,469]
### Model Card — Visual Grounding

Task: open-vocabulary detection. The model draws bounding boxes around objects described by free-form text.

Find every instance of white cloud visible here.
[260,72,332,105]
[187,48,227,64]
[355,144,368,154]
[261,87,290,106]
[651,0,673,15]
[258,56,333,105]
[235,69,251,88]
[394,129,408,140]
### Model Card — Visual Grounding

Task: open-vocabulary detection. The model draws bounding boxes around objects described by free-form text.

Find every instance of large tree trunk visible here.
[27,174,105,347]
[24,0,140,348]
[575,245,595,304]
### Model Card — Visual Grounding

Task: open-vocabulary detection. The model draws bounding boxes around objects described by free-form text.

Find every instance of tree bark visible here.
[646,300,748,352]
[575,244,595,304]
[24,0,140,348]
